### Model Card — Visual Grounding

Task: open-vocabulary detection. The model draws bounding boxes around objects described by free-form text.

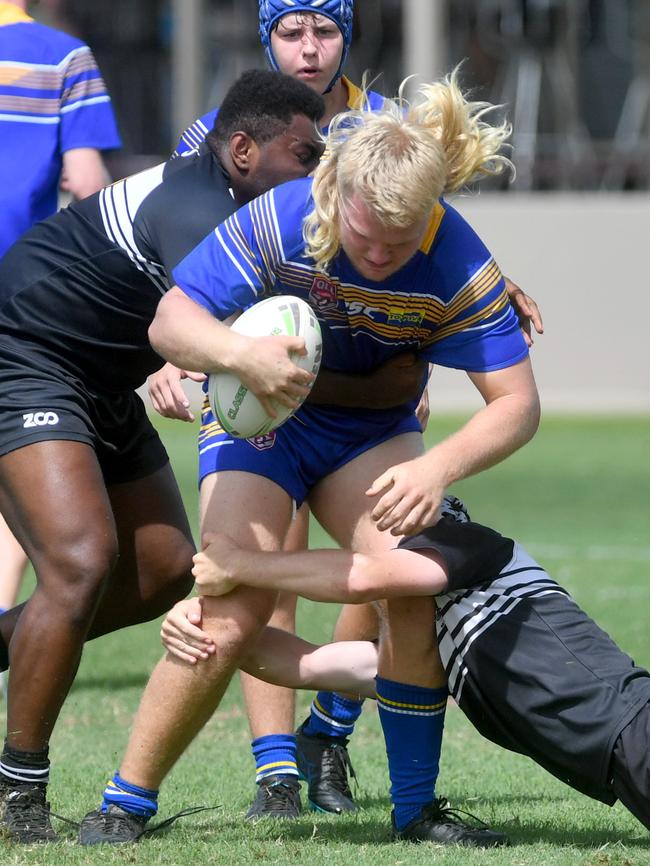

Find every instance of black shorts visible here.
[0,350,168,485]
[611,702,650,830]
[436,546,650,805]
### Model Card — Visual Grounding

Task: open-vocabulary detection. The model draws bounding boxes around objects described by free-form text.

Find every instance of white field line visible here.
[524,542,650,563]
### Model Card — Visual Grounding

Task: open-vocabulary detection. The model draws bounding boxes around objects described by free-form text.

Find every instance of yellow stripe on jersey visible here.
[418,202,446,254]
[342,285,446,319]
[0,67,33,86]
[440,259,502,324]
[422,288,511,347]
[342,75,366,110]
[0,3,33,26]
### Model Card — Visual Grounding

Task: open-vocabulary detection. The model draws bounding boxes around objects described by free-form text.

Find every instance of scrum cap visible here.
[259,0,354,92]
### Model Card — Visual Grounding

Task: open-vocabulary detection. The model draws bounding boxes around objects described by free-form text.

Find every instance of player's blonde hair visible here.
[304,67,513,271]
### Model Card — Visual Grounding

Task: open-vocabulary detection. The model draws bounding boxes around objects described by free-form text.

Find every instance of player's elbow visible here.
[148,316,164,355]
[149,294,175,356]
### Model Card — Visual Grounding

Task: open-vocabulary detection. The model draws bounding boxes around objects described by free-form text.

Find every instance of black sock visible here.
[0,741,49,788]
[0,626,9,672]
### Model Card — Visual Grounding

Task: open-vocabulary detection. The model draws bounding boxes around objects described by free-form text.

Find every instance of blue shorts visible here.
[198,398,422,507]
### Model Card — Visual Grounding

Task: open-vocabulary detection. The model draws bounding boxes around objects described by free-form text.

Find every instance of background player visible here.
[0,0,120,633]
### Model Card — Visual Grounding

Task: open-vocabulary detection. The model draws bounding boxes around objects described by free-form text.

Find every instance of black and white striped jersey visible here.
[398,519,650,802]
[435,542,566,703]
[0,145,235,393]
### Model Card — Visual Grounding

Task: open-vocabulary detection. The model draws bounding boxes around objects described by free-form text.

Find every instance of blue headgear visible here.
[259,0,354,93]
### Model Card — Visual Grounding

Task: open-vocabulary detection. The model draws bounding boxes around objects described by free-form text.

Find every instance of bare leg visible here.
[239,503,309,738]
[310,432,443,688]
[0,442,119,750]
[119,471,293,789]
[0,462,195,655]
[310,433,449,827]
[0,445,196,751]
[332,603,379,643]
[0,514,28,611]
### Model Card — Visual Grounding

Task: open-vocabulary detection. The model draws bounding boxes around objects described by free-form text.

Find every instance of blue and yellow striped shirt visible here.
[173,176,527,382]
[0,2,121,256]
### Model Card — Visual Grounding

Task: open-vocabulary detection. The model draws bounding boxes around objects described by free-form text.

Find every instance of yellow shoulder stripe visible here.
[419,202,445,254]
[342,76,365,110]
[0,3,33,26]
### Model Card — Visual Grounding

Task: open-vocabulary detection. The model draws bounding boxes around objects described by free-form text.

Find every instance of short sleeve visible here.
[398,519,515,591]
[419,204,528,373]
[59,45,121,153]
[172,109,219,158]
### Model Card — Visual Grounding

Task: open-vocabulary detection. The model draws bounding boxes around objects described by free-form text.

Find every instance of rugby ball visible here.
[208,295,322,439]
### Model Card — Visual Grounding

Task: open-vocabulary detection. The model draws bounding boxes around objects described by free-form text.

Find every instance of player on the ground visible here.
[0,69,328,844]
[165,494,650,838]
[150,0,543,821]
[78,69,540,847]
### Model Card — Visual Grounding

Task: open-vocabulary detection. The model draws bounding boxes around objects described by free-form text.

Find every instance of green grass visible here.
[4,414,650,864]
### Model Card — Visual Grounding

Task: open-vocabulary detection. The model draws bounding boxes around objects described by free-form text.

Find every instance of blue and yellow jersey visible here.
[173,176,528,380]
[172,75,386,157]
[0,2,121,256]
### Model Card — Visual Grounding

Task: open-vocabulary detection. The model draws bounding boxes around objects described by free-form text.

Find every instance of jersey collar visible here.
[0,2,33,26]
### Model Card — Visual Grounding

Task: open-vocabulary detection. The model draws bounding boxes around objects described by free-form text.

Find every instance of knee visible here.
[138,539,195,616]
[33,534,119,621]
[201,588,278,652]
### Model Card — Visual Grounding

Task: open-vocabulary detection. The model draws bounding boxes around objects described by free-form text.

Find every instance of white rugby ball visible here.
[208,295,322,439]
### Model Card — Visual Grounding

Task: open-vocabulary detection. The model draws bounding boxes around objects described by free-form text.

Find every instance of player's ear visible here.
[229,131,258,172]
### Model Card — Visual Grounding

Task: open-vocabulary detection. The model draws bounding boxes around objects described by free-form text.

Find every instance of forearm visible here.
[222,547,372,602]
[307,369,372,406]
[307,354,428,409]
[241,627,377,698]
[61,148,110,198]
[427,392,539,486]
[308,369,419,409]
[149,287,243,373]
[211,546,447,602]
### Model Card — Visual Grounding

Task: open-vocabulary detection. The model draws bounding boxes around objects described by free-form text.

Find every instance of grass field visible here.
[3,414,650,865]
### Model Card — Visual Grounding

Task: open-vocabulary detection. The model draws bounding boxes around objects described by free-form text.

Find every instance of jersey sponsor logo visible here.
[248,432,276,451]
[22,411,60,428]
[387,308,425,326]
[345,299,382,318]
[309,276,338,311]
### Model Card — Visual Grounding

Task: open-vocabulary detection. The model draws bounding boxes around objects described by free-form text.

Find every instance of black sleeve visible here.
[135,151,237,280]
[397,519,515,592]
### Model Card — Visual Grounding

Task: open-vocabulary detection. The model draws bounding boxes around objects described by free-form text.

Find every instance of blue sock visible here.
[376,676,447,831]
[302,691,364,739]
[101,771,158,818]
[251,734,299,783]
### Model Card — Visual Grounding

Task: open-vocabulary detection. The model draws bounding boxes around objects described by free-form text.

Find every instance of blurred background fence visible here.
[37,0,649,411]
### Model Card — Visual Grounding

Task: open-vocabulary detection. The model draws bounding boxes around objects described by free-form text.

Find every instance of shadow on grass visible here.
[187,796,650,851]
[70,672,151,691]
